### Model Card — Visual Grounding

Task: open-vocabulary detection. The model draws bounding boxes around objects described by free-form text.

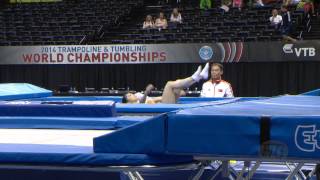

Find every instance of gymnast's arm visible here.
[145,96,162,104]
[140,84,154,103]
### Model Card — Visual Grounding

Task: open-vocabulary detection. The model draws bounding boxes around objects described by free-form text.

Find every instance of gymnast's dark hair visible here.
[122,93,128,103]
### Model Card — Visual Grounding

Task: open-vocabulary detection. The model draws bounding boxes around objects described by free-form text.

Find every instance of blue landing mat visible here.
[0,143,194,166]
[0,116,150,130]
[0,83,52,100]
[0,101,116,117]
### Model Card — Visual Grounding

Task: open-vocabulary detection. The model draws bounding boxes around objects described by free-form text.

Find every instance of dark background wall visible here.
[0,62,319,96]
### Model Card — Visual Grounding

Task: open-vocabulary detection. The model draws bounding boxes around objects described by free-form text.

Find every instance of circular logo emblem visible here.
[199,46,213,61]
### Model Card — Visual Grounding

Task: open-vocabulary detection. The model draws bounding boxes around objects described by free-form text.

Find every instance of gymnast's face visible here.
[211,65,223,80]
[125,93,139,103]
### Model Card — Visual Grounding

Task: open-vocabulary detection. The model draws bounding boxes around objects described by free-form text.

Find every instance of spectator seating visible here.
[0,0,319,45]
[0,0,143,46]
[94,4,317,44]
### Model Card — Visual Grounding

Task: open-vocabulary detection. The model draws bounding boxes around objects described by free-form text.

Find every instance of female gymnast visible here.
[122,63,209,104]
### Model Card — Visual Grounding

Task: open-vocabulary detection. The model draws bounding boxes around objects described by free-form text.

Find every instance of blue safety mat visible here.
[177,95,320,116]
[0,116,149,130]
[94,95,320,161]
[0,83,52,100]
[94,114,167,154]
[300,88,320,96]
[0,143,194,166]
[35,96,123,102]
[35,96,264,104]
[116,98,250,113]
[29,97,265,113]
[0,101,116,117]
[167,95,320,159]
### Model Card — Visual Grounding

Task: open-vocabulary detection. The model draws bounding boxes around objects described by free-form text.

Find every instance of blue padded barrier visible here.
[94,114,167,154]
[270,116,320,159]
[166,114,261,156]
[0,101,116,117]
[0,83,52,100]
[94,95,320,161]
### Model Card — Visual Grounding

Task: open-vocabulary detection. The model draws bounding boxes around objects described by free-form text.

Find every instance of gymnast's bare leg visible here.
[161,63,209,104]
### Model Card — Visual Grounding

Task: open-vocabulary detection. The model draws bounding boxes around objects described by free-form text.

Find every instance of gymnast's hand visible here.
[145,84,154,94]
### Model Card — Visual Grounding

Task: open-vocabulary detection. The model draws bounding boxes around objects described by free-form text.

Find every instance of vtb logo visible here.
[283,44,316,57]
[295,125,320,152]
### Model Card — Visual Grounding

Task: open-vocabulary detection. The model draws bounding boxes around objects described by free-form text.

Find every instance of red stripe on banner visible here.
[223,43,231,63]
[230,42,236,63]
[235,42,243,62]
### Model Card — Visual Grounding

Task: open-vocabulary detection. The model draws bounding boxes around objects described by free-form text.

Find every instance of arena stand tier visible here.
[0,0,143,46]
[93,3,319,44]
[0,0,318,45]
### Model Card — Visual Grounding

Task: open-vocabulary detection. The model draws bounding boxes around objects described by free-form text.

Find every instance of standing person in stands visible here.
[253,0,265,7]
[200,0,212,9]
[170,8,183,23]
[270,9,283,29]
[297,0,315,15]
[280,5,298,42]
[155,12,168,30]
[233,0,243,10]
[143,15,155,29]
[200,63,234,98]
[122,63,210,104]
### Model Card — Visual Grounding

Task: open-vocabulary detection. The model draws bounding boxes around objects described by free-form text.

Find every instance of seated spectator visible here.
[155,12,168,29]
[220,0,232,13]
[269,9,282,29]
[280,5,298,42]
[143,15,155,29]
[200,0,212,10]
[253,0,265,7]
[170,8,182,23]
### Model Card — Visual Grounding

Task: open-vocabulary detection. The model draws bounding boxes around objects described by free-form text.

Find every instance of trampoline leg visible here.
[234,161,259,180]
[209,161,235,180]
[245,161,261,180]
[191,161,210,180]
[209,166,223,180]
[236,161,250,180]
[126,171,144,180]
[287,162,307,180]
[286,163,304,180]
[306,165,317,179]
[221,161,230,178]
[133,171,144,180]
